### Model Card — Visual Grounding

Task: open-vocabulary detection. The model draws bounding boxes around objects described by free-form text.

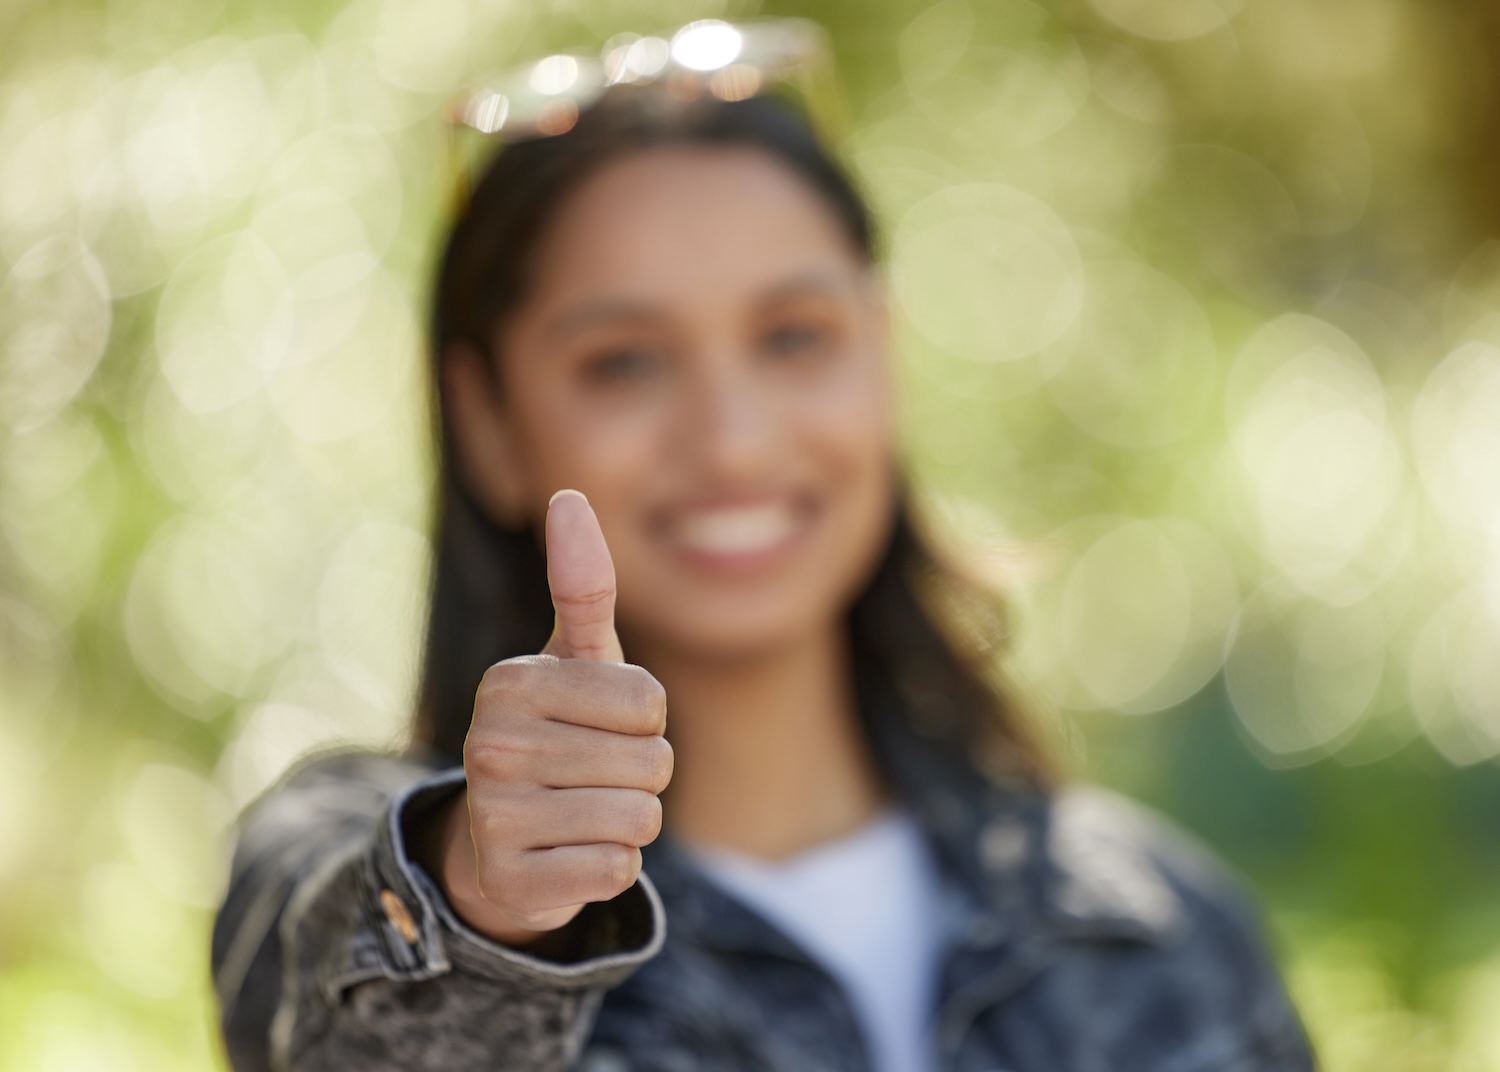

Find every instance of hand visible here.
[434,490,673,946]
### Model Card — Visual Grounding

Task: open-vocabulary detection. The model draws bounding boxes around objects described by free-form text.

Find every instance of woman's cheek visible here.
[559,417,667,542]
[802,365,892,469]
[534,382,661,473]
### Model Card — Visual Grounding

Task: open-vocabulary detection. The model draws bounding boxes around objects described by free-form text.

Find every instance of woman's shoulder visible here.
[889,731,1273,950]
[1040,782,1265,944]
[1012,785,1313,1065]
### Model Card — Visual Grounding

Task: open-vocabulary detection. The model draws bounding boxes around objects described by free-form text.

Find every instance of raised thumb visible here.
[540,489,624,663]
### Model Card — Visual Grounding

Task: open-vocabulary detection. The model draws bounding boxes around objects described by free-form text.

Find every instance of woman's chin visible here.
[622,599,835,667]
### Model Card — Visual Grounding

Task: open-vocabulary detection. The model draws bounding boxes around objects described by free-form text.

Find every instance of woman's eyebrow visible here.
[542,270,858,340]
[754,269,855,307]
[542,297,663,341]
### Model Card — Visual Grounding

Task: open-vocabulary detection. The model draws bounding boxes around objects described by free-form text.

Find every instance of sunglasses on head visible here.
[441,18,845,209]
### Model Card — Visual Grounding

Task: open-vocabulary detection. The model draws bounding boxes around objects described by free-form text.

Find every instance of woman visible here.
[211,27,1315,1072]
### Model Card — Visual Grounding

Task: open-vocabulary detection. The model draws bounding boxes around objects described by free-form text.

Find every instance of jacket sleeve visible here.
[210,751,665,1072]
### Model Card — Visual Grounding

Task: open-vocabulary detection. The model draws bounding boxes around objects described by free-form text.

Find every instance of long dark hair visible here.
[414,84,1051,787]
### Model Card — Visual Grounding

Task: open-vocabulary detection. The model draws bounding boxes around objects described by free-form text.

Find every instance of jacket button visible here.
[380,889,419,944]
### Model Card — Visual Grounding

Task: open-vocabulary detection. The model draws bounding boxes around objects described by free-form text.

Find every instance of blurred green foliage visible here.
[3,0,1500,1068]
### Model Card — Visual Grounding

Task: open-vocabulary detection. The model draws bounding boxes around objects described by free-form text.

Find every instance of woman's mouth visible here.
[663,498,813,562]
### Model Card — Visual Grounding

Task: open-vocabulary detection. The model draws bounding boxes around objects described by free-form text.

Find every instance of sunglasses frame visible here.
[441,17,846,213]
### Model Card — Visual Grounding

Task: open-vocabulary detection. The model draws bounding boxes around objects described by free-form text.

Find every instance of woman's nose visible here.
[681,357,778,480]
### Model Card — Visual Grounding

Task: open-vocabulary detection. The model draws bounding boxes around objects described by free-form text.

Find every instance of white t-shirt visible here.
[687,809,946,1072]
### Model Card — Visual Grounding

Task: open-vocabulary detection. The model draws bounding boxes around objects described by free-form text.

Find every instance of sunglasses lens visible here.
[670,21,745,72]
[603,35,671,84]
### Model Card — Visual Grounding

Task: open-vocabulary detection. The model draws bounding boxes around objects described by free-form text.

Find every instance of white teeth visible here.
[674,504,798,554]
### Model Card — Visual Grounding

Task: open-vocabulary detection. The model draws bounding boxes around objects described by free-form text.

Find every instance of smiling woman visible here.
[210,35,1314,1072]
[443,147,894,667]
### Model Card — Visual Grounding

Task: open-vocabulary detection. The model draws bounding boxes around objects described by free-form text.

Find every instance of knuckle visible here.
[600,843,641,894]
[513,907,560,932]
[621,665,667,730]
[476,655,554,708]
[481,865,558,929]
[465,730,533,783]
[469,800,514,844]
[643,737,674,793]
[474,674,520,717]
[474,858,512,905]
[476,661,520,702]
[502,889,549,929]
[628,795,663,846]
[513,904,551,932]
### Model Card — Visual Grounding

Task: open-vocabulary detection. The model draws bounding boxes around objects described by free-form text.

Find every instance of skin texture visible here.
[435,146,897,946]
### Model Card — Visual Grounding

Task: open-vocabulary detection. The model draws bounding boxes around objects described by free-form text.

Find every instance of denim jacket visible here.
[212,700,1316,1072]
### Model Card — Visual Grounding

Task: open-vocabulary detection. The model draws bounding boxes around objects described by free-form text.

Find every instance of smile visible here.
[665,499,811,560]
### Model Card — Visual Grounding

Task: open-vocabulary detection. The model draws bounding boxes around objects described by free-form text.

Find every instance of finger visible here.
[541,490,623,663]
[479,843,643,912]
[534,722,674,793]
[475,657,666,736]
[495,787,662,850]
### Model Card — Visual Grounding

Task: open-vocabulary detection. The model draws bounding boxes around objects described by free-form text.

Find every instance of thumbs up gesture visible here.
[433,490,673,946]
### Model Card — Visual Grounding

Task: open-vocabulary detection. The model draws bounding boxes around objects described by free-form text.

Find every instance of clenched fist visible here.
[432,490,673,946]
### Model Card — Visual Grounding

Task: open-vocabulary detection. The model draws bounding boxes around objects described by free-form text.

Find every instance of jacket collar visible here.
[644,692,1183,962]
[865,688,1186,949]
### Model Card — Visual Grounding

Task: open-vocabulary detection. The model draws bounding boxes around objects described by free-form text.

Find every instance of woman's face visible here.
[448,145,896,662]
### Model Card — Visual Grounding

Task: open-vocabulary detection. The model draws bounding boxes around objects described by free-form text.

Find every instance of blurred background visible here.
[2,0,1499,1067]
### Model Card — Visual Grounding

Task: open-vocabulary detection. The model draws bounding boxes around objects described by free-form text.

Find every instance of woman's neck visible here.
[631,625,888,861]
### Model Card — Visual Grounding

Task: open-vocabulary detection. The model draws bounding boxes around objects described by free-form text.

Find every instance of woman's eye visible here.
[580,347,666,385]
[762,323,830,359]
